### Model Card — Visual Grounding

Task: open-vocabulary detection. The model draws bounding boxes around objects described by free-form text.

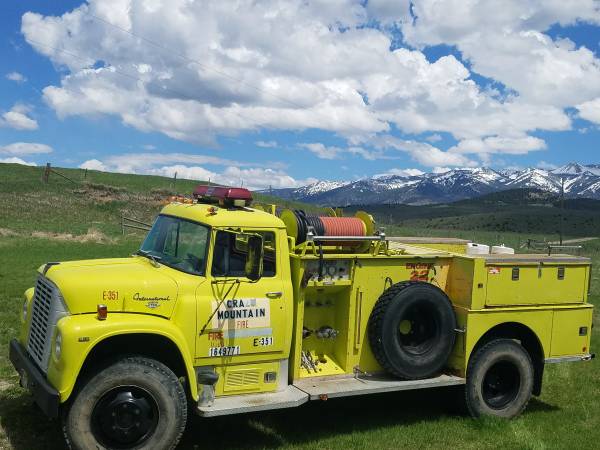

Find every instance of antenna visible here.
[559,176,564,245]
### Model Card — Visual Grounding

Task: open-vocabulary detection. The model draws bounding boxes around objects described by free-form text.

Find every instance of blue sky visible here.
[1,1,600,189]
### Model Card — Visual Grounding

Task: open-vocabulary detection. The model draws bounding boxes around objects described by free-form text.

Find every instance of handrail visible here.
[305,226,387,242]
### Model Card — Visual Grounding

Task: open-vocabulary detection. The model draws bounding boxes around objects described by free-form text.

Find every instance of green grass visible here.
[0,163,599,449]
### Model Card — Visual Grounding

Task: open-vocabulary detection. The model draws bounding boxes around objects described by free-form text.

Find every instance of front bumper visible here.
[9,339,59,418]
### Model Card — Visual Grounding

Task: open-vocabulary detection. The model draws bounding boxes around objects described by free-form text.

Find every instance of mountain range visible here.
[265,162,600,206]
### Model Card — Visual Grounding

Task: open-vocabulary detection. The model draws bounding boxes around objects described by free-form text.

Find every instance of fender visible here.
[465,309,551,362]
[47,313,198,402]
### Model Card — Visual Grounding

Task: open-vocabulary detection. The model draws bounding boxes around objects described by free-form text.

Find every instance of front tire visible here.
[63,356,187,450]
[465,339,533,418]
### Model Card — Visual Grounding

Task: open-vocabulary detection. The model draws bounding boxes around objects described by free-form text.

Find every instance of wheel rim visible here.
[482,360,521,409]
[396,303,440,356]
[91,385,159,449]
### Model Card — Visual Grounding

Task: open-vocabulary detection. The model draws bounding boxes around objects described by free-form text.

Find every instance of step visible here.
[196,385,308,417]
[293,373,465,400]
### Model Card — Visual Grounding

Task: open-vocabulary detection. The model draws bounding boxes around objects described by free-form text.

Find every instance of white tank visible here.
[491,245,515,255]
[466,243,490,255]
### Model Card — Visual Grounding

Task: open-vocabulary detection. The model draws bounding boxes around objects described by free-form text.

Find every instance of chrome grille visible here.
[26,276,68,372]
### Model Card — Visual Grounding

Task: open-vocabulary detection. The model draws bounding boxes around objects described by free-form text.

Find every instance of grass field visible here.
[346,189,600,238]
[0,163,598,449]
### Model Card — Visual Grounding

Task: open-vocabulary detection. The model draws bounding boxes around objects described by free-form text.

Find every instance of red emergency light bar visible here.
[193,185,253,207]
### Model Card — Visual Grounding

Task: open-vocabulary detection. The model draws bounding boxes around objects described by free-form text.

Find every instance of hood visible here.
[43,257,179,317]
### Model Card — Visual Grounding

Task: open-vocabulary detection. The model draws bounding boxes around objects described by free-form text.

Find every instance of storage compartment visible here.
[550,307,593,357]
[484,255,590,306]
[299,282,351,377]
[291,258,355,378]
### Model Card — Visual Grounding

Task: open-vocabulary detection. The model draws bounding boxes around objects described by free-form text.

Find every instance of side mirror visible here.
[245,235,264,281]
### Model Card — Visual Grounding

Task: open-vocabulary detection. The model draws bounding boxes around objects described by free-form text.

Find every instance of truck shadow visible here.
[0,390,65,450]
[178,387,560,450]
[0,387,559,450]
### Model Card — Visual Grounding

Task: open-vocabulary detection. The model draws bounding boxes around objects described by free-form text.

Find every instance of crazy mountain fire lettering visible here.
[218,299,266,320]
[212,298,271,330]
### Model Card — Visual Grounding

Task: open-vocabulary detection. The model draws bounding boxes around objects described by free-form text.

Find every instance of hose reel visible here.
[280,209,375,247]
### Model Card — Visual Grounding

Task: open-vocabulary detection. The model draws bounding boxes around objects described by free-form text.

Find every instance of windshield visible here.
[139,215,210,275]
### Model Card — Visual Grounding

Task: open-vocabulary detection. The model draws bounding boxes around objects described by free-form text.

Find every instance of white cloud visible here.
[299,142,392,160]
[0,142,53,155]
[365,135,477,168]
[0,104,38,130]
[400,1,600,108]
[375,168,424,178]
[147,164,216,182]
[577,97,600,124]
[426,134,442,143]
[255,140,278,148]
[299,143,341,160]
[449,136,547,155]
[6,72,26,83]
[346,146,387,160]
[0,156,37,166]
[19,0,600,167]
[79,159,107,171]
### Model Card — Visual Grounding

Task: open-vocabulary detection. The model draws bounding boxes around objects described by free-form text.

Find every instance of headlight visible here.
[22,299,28,323]
[54,330,62,360]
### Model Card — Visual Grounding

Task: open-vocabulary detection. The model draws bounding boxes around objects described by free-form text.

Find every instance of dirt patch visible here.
[31,228,116,244]
[0,380,14,392]
[0,228,19,237]
[72,182,130,203]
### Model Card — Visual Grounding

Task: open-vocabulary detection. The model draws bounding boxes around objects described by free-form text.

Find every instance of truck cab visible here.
[10,187,594,450]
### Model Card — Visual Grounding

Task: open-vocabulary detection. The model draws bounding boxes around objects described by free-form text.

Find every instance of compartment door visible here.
[485,264,587,306]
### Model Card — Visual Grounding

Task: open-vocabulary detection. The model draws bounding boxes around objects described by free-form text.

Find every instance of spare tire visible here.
[368,281,456,379]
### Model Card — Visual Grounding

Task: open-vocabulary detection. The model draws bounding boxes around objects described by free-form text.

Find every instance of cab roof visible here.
[160,202,286,229]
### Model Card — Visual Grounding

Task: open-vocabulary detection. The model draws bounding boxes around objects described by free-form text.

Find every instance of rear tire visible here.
[63,356,187,450]
[465,339,533,418]
[368,281,456,379]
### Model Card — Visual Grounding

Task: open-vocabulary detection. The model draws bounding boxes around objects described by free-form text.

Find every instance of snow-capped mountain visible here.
[552,162,600,177]
[264,163,600,206]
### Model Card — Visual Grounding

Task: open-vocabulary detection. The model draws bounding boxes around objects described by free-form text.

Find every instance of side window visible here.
[212,230,276,278]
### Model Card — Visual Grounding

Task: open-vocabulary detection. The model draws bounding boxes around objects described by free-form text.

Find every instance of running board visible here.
[293,373,465,400]
[196,373,464,417]
[197,385,308,417]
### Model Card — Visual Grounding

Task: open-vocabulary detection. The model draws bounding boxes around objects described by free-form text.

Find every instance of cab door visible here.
[195,228,289,361]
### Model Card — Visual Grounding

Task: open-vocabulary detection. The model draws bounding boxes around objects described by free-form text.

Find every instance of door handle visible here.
[266,291,283,298]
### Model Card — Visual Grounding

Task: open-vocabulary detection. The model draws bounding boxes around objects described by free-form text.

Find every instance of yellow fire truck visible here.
[10,186,594,450]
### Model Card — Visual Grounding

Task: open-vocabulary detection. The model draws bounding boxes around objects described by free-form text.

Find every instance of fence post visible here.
[42,163,51,183]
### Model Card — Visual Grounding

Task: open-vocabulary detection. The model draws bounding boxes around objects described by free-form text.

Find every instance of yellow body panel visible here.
[214,360,280,395]
[16,201,594,407]
[47,313,198,401]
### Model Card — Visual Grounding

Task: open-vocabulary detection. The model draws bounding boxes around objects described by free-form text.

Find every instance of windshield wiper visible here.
[136,249,162,268]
